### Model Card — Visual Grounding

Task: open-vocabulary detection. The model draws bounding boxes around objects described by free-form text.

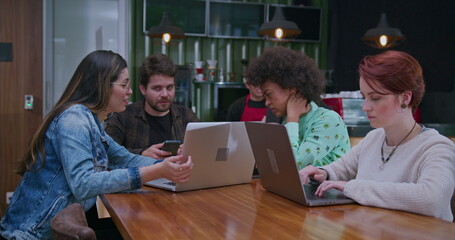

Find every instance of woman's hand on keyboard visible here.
[315,181,347,197]
[299,165,327,185]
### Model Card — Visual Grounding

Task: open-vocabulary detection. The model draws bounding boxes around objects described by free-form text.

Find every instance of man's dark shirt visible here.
[104,100,199,154]
[145,112,172,144]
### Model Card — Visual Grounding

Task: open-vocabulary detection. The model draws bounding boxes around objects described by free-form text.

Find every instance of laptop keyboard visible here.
[304,183,340,200]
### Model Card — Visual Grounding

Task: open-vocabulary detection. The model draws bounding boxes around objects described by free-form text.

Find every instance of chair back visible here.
[451,190,455,223]
[51,203,96,240]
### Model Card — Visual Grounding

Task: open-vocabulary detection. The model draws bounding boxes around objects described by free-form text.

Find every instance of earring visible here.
[401,103,407,109]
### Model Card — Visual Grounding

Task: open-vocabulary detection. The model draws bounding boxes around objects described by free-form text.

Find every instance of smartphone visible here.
[162,140,182,156]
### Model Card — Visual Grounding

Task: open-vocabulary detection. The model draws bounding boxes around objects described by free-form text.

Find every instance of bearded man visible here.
[105,54,199,159]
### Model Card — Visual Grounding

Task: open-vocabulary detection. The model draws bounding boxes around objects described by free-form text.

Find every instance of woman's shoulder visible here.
[53,104,94,126]
[69,104,91,112]
[45,104,95,138]
[413,128,455,166]
[419,127,455,147]
[364,128,384,137]
[358,128,385,143]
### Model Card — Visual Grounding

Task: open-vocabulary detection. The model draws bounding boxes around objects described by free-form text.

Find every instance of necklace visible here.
[380,121,417,170]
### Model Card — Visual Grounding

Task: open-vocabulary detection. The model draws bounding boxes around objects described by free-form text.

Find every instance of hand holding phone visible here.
[161,140,182,156]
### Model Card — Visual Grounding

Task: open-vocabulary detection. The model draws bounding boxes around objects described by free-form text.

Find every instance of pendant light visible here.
[147,12,185,45]
[362,13,405,49]
[258,6,301,41]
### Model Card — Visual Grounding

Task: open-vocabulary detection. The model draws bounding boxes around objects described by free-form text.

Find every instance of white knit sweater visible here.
[323,127,455,221]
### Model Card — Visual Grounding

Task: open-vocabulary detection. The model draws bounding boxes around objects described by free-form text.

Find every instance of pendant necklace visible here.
[380,121,417,171]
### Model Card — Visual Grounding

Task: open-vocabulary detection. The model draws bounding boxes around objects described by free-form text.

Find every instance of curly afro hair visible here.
[245,46,326,105]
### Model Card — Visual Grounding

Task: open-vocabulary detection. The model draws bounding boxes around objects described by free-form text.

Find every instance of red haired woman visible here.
[299,51,455,221]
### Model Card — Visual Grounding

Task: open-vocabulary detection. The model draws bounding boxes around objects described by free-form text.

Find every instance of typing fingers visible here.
[298,165,319,184]
[315,181,336,197]
[315,181,346,197]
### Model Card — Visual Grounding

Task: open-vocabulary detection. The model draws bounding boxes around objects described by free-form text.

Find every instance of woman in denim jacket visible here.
[0,50,193,240]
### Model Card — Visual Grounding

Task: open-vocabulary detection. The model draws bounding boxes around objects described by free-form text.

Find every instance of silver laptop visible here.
[145,122,256,192]
[244,122,355,206]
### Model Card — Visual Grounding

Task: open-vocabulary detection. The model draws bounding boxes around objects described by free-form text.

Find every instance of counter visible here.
[347,123,455,146]
[347,123,455,137]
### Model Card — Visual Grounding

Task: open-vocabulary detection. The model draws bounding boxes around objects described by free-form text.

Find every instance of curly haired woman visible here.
[245,46,350,169]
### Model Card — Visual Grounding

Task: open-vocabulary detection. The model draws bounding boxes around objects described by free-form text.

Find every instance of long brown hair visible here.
[17,50,127,175]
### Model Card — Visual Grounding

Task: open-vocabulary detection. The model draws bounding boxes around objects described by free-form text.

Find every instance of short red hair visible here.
[358,50,425,111]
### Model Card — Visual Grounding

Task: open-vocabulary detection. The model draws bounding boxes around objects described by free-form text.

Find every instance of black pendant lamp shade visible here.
[362,13,405,49]
[147,12,185,43]
[258,6,301,41]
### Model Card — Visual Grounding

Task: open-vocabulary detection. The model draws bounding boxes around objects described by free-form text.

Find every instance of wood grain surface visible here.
[102,179,455,240]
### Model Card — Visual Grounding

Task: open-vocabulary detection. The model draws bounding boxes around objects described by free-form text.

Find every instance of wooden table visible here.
[101,179,455,240]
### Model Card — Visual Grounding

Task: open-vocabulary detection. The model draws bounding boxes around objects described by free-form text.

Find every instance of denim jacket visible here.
[0,104,157,240]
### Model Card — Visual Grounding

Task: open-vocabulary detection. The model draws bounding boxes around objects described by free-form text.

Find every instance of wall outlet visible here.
[6,192,13,204]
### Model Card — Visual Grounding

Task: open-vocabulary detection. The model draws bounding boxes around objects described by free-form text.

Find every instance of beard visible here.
[146,97,172,113]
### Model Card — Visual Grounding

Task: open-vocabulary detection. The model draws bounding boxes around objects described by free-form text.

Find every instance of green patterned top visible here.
[284,101,350,170]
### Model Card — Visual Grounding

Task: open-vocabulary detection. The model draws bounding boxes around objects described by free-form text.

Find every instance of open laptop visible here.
[145,122,256,192]
[244,122,355,206]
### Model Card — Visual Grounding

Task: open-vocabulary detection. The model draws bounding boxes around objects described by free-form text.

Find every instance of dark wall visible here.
[328,0,455,92]
[327,0,455,123]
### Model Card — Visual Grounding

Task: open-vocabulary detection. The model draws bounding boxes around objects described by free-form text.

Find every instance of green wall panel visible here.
[131,0,329,120]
